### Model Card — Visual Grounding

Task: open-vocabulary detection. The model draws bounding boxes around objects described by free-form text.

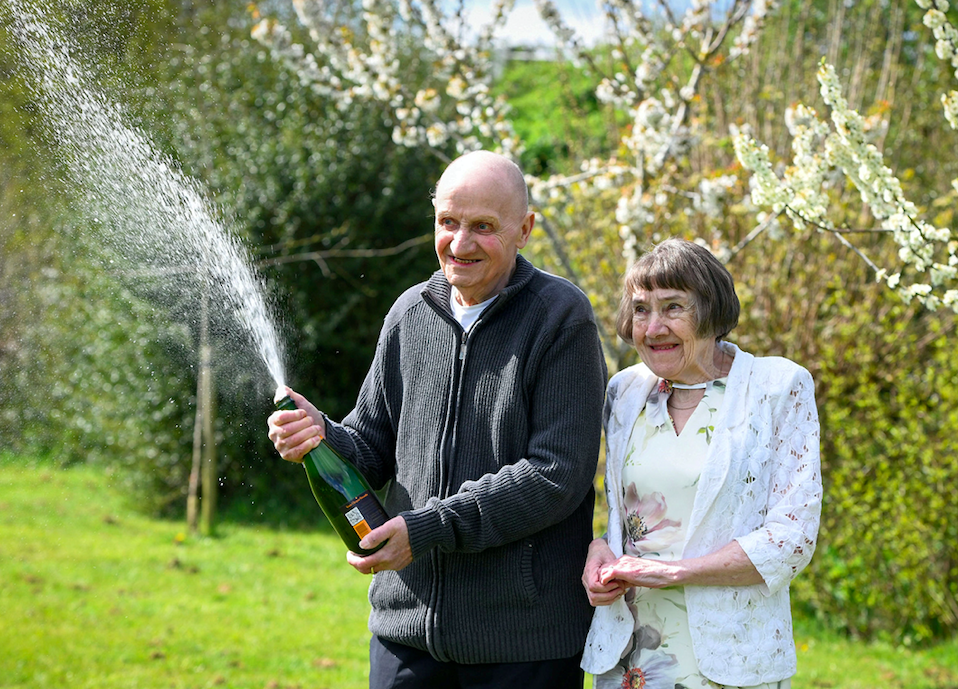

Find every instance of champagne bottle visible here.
[274,394,388,555]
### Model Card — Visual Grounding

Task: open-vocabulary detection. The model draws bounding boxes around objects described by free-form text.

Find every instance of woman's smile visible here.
[632,288,719,384]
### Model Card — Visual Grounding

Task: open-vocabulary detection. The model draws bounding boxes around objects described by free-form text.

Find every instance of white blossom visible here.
[731,0,778,59]
[252,0,956,316]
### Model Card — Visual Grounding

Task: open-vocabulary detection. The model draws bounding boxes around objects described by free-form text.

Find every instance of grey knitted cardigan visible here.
[323,255,607,664]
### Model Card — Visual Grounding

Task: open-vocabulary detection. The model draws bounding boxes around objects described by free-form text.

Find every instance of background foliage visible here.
[1,0,956,644]
[0,0,443,520]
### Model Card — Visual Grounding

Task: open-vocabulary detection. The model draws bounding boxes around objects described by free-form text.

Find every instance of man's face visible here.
[433,162,534,307]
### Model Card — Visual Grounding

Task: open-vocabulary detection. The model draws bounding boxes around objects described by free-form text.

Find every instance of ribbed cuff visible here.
[401,500,444,561]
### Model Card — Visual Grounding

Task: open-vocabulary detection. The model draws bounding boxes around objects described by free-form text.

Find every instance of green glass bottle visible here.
[275,395,388,555]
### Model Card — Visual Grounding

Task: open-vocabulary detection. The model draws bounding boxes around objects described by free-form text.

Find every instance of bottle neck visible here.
[275,395,297,411]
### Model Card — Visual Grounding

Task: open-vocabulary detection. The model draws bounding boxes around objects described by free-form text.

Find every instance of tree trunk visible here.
[187,281,215,535]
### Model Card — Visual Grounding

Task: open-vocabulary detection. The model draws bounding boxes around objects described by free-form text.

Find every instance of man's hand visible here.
[346,516,413,575]
[267,387,327,463]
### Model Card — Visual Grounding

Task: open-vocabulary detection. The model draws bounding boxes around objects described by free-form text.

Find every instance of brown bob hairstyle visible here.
[615,238,740,345]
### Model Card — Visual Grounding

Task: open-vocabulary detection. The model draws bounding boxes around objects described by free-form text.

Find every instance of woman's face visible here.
[631,287,717,384]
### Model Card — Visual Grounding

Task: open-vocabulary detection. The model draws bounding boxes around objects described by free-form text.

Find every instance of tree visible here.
[2,0,451,526]
[142,1,445,522]
[0,0,197,511]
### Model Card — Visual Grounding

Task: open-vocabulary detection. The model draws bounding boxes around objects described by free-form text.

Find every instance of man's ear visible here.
[516,211,535,249]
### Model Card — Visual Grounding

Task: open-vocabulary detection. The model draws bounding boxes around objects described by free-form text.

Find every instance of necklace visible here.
[670,381,707,390]
[667,383,705,410]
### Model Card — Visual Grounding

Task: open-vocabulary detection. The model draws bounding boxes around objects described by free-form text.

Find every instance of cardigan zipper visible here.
[427,323,469,662]
[419,291,492,662]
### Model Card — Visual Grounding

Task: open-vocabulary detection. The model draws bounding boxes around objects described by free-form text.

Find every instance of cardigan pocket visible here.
[518,537,539,606]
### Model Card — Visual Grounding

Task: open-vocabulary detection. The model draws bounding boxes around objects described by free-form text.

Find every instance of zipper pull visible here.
[459,330,468,361]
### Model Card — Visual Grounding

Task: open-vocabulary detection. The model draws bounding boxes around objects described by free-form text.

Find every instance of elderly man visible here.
[268,150,606,689]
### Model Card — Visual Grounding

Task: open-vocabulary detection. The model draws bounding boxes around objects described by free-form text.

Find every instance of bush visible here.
[729,230,958,643]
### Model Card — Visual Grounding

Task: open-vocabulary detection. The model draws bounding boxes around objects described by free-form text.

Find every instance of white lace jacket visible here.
[581,342,822,686]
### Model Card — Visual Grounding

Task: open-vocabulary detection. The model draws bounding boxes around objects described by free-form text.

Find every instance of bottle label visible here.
[342,491,389,539]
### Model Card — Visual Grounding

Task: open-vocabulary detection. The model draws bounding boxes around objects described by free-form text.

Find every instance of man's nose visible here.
[449,226,473,252]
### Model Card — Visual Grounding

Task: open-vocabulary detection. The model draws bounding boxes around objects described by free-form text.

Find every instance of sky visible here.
[462,0,608,47]
[455,0,732,48]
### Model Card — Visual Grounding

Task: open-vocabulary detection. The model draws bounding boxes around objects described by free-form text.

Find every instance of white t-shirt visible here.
[450,292,497,332]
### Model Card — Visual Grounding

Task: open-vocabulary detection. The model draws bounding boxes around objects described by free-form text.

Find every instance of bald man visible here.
[268,151,607,688]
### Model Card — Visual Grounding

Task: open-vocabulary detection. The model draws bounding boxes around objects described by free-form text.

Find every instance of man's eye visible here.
[476,223,493,232]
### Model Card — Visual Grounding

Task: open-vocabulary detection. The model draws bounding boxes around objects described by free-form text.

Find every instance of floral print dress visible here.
[594,377,772,689]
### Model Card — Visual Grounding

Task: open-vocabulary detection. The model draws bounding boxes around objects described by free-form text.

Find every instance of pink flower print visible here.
[616,647,679,689]
[623,486,682,556]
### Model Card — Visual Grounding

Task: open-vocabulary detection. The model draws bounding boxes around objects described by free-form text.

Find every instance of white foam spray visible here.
[5,0,287,389]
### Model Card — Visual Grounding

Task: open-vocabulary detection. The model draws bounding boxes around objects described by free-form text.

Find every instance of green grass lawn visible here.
[0,460,371,689]
[1,460,956,689]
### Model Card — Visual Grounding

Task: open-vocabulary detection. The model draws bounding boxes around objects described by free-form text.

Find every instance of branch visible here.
[728,203,887,285]
[706,0,751,55]
[826,226,883,274]
[727,209,782,259]
[534,166,623,190]
[533,211,580,284]
[782,205,883,274]
[254,233,433,268]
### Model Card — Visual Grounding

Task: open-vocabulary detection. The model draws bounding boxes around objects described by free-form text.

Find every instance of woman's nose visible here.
[646,312,668,336]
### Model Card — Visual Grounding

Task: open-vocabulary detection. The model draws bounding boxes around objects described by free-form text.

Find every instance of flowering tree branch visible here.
[735,56,958,311]
[250,0,958,348]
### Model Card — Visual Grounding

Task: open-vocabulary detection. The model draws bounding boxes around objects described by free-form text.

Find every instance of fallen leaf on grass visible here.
[167,557,199,573]
[312,658,337,669]
[923,665,958,683]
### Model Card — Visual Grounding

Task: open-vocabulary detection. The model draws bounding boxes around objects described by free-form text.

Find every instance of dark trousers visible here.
[370,635,584,689]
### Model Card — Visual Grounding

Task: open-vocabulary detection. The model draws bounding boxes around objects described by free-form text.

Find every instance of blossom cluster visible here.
[917,0,958,129]
[520,0,770,266]
[252,0,956,318]
[731,0,777,59]
[253,0,522,158]
[735,61,958,312]
[532,0,579,59]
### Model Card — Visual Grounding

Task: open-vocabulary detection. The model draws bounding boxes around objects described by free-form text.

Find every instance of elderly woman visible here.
[581,238,822,689]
